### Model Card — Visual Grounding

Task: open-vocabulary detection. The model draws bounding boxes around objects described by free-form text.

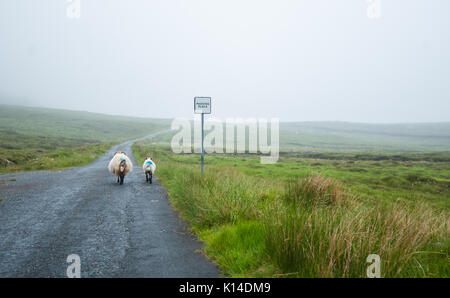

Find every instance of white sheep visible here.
[108,151,133,185]
[142,157,156,184]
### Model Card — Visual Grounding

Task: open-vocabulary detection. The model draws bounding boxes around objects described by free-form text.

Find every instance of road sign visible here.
[194,97,211,174]
[194,97,211,114]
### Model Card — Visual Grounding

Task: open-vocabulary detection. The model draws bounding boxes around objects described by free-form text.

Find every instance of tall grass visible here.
[133,144,450,277]
[283,175,352,208]
[266,177,449,277]
[158,164,272,229]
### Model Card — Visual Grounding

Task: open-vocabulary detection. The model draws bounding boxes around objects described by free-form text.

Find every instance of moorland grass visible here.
[0,105,168,173]
[133,142,450,277]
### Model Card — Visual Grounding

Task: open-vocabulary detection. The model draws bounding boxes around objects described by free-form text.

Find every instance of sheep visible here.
[142,156,156,184]
[108,151,133,185]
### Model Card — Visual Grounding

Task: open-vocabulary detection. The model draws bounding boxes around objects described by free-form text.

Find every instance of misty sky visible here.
[0,0,449,123]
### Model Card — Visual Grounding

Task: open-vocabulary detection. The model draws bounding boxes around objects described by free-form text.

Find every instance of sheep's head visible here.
[119,160,127,173]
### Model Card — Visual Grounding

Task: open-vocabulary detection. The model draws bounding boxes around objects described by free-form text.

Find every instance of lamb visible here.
[142,157,156,184]
[108,151,133,185]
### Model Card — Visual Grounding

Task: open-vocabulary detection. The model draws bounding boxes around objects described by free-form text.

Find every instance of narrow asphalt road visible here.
[0,131,218,277]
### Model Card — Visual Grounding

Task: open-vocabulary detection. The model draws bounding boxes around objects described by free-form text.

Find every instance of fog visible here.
[0,0,449,123]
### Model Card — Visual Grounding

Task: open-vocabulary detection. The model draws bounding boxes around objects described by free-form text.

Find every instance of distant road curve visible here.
[0,130,218,277]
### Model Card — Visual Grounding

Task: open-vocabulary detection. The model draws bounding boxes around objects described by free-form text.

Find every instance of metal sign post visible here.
[194,97,211,174]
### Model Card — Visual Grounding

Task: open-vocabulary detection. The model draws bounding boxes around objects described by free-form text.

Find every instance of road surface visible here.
[0,131,218,277]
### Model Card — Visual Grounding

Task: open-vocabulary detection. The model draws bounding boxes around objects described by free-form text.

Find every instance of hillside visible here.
[0,105,169,173]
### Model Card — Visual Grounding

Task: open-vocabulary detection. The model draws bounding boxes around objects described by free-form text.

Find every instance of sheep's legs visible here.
[145,172,153,184]
[145,171,152,184]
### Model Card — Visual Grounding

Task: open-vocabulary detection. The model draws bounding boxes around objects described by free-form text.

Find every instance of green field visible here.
[280,122,450,153]
[1,105,448,277]
[0,105,169,174]
[133,126,449,278]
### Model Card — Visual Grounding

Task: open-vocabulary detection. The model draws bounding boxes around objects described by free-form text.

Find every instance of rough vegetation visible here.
[133,138,449,278]
[0,105,168,173]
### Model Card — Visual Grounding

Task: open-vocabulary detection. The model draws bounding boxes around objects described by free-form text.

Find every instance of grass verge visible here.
[133,142,449,277]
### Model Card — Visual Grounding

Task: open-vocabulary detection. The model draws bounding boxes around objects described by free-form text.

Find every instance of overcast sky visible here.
[0,0,449,123]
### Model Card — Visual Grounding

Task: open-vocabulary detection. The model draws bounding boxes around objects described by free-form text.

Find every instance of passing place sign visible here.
[194,97,211,114]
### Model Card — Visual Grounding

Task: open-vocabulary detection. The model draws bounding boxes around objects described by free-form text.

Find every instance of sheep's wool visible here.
[142,158,156,174]
[108,153,133,176]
